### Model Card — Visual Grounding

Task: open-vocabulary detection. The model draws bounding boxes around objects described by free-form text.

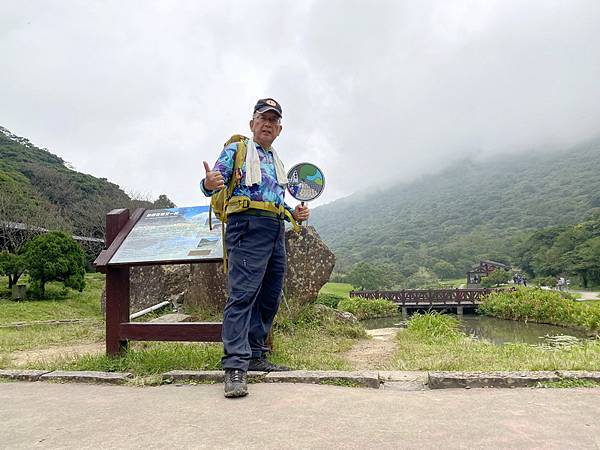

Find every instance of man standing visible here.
[201,98,309,398]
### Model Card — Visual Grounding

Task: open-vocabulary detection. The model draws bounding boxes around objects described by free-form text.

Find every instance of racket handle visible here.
[298,201,305,226]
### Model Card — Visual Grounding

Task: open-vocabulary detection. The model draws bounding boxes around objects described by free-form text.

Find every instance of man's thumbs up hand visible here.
[203,161,225,191]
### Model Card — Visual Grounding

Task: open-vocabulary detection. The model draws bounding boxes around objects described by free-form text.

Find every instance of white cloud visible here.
[1,0,599,208]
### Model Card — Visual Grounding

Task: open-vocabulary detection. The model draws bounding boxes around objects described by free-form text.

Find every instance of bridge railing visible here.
[349,288,506,305]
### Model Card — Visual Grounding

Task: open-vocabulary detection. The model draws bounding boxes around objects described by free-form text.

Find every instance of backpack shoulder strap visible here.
[227,138,247,196]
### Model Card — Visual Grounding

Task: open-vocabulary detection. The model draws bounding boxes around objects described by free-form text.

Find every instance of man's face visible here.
[250,111,282,148]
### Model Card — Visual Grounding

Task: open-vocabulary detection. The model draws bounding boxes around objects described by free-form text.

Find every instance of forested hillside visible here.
[311,139,600,279]
[517,213,600,288]
[0,126,173,240]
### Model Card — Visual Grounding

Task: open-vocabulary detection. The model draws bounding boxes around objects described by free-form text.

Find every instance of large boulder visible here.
[187,262,227,317]
[284,226,336,307]
[102,225,335,315]
[101,264,190,314]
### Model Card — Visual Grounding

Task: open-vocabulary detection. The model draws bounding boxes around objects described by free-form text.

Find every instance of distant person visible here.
[201,98,309,398]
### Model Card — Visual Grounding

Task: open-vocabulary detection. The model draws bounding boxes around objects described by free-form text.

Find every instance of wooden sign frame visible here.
[94,208,222,356]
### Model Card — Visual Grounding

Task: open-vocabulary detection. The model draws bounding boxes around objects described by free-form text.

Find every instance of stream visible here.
[361,314,591,345]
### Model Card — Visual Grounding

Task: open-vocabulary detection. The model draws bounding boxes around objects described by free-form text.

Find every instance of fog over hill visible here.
[310,139,600,277]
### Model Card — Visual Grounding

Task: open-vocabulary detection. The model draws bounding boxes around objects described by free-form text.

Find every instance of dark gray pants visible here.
[221,213,286,370]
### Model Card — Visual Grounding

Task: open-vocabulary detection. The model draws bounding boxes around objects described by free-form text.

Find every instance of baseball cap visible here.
[254,98,282,117]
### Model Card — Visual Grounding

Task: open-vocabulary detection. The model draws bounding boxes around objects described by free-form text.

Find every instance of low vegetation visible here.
[7,301,366,377]
[478,287,600,332]
[337,297,397,320]
[391,312,600,372]
[0,273,105,366]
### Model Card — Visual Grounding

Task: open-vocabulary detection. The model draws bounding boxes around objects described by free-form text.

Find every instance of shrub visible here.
[337,296,397,320]
[315,292,346,309]
[478,287,600,332]
[481,269,512,288]
[534,276,557,288]
[24,231,86,297]
[405,311,463,343]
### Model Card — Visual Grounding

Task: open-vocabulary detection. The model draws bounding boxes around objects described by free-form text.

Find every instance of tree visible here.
[404,267,439,288]
[568,237,600,288]
[481,269,512,288]
[432,260,456,279]
[348,262,393,290]
[0,251,26,288]
[24,231,86,297]
[153,194,176,209]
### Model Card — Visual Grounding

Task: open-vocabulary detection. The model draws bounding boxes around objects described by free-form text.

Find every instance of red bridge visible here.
[349,288,506,318]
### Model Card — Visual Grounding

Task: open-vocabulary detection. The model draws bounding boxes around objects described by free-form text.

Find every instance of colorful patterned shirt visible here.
[200,141,294,216]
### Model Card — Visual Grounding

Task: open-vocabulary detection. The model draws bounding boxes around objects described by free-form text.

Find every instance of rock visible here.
[0,369,51,381]
[427,371,561,389]
[101,264,190,314]
[313,304,358,324]
[101,225,335,316]
[131,264,189,312]
[148,313,192,323]
[284,226,336,308]
[265,370,380,389]
[39,371,132,384]
[186,262,227,317]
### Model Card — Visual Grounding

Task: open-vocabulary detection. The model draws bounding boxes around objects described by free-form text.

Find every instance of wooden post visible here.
[104,209,131,356]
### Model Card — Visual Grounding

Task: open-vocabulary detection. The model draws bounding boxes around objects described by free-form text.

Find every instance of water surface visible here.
[361,314,590,345]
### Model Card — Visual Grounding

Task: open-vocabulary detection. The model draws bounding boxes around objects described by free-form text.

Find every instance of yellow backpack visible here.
[208,134,248,227]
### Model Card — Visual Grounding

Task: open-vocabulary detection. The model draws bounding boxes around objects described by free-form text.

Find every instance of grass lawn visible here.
[437,277,467,288]
[0,273,104,324]
[319,282,353,297]
[0,273,105,368]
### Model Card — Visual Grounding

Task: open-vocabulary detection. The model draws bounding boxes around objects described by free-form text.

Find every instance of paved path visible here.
[570,290,600,301]
[2,382,600,449]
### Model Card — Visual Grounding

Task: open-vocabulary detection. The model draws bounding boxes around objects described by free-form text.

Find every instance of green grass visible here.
[538,379,600,388]
[319,282,353,297]
[337,297,397,320]
[438,278,467,288]
[391,312,600,372]
[25,341,223,374]
[0,273,104,324]
[12,305,366,375]
[0,273,106,368]
[0,323,104,354]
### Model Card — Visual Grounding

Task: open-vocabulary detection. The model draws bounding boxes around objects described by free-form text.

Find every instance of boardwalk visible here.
[350,288,505,317]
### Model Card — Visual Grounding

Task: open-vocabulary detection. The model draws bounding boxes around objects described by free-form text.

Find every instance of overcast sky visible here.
[2,0,599,208]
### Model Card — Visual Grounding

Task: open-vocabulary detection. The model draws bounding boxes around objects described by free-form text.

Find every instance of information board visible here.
[109,206,223,265]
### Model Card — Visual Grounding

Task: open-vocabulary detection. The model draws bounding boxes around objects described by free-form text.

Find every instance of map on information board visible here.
[109,206,223,265]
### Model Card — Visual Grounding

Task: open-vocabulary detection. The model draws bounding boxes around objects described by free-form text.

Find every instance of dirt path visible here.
[9,342,104,367]
[571,290,600,301]
[342,328,398,370]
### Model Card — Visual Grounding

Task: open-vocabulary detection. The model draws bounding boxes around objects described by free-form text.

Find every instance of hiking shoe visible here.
[223,369,248,398]
[248,357,291,372]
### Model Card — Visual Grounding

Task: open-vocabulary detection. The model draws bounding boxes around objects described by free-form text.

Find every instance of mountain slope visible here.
[310,139,600,277]
[0,126,140,238]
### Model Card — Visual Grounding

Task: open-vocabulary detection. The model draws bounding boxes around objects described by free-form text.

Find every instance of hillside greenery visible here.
[516,213,600,287]
[0,126,174,241]
[311,139,600,282]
